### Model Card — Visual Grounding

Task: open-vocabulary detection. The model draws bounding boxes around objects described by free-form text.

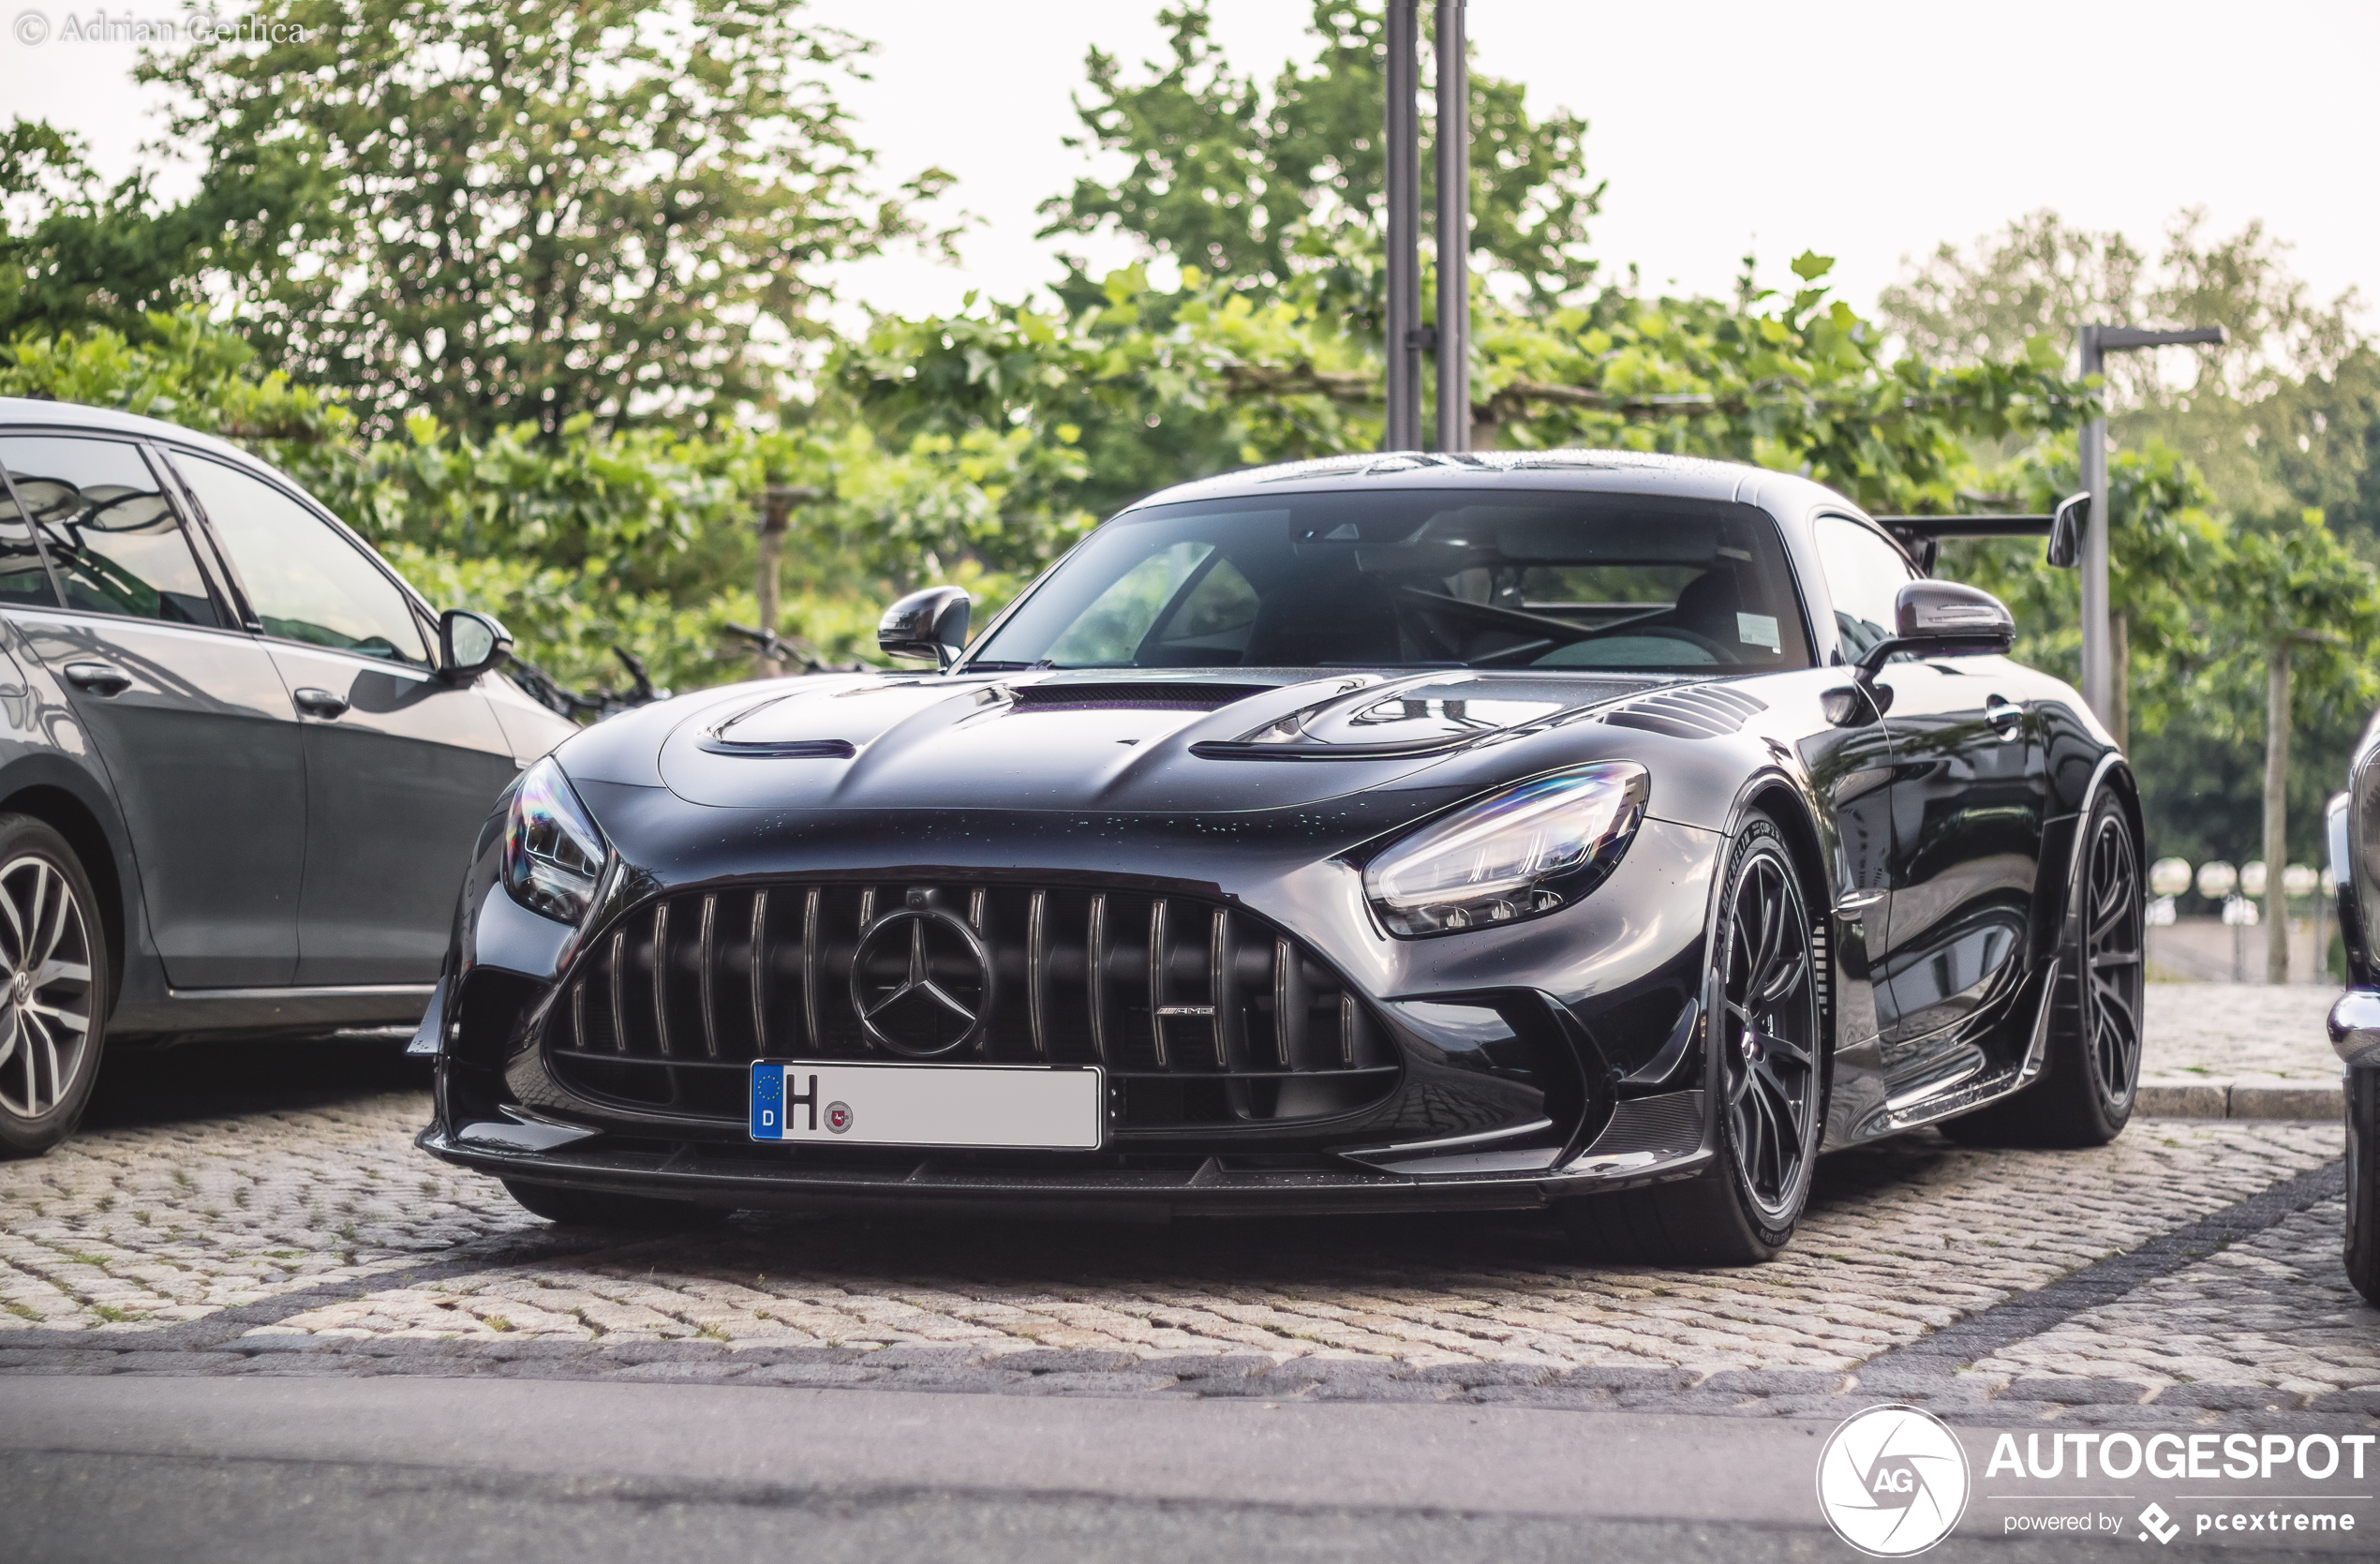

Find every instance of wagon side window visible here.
[0,436,222,624]
[1814,514,1916,663]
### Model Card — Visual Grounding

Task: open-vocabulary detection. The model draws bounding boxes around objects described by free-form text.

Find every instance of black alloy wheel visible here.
[2079,807,2146,1115]
[0,815,108,1157]
[1943,788,2143,1148]
[1718,836,1824,1228]
[1560,812,1826,1264]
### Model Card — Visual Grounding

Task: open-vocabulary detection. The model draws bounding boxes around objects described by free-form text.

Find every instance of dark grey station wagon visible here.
[0,398,576,1154]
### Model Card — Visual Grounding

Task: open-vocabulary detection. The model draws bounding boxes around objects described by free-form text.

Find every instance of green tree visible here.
[0,308,1083,690]
[0,120,211,338]
[140,0,950,440]
[1878,208,2370,529]
[1039,2,1602,307]
[2194,512,2380,978]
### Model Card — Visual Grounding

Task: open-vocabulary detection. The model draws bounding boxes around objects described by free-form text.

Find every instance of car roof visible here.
[0,396,288,480]
[1115,448,1867,530]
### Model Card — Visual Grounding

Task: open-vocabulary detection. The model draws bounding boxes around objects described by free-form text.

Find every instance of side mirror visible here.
[1854,581,2015,678]
[439,608,513,681]
[2045,491,2088,570]
[878,586,971,671]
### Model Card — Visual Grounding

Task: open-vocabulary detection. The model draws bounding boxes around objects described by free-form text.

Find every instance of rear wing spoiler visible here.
[1871,492,2088,573]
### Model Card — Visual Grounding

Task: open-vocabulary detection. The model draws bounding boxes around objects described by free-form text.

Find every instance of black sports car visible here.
[418,451,2146,1262]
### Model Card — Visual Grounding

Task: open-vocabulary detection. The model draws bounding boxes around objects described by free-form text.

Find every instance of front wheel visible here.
[1559,813,1826,1264]
[0,816,109,1158]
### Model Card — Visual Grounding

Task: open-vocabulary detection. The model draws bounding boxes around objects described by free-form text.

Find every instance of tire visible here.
[1559,812,1827,1264]
[0,815,110,1158]
[2347,1065,2380,1308]
[1941,788,2143,1149]
[500,1177,732,1230]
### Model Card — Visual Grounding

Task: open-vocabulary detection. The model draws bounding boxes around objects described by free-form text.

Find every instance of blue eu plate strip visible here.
[750,1063,782,1139]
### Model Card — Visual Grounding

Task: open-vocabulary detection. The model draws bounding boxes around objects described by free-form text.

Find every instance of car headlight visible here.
[502,757,608,925]
[1363,764,1649,936]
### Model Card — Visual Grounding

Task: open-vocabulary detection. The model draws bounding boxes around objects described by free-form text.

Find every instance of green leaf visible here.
[1790,251,1836,282]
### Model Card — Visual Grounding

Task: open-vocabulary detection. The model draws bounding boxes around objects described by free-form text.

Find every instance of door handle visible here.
[292,687,350,719]
[1984,696,2023,740]
[62,663,131,697]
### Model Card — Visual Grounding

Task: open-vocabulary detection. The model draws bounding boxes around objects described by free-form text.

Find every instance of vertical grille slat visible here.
[800,886,822,1051]
[1147,898,1169,1067]
[1087,892,1110,1065]
[1026,889,1049,1059]
[697,895,719,1060]
[650,901,672,1059]
[1209,909,1234,1069]
[547,880,1398,1129]
[607,931,627,1054]
[749,888,770,1055]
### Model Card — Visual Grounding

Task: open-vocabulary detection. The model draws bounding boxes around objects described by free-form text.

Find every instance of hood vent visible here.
[1007,683,1267,712]
[1603,685,1767,739]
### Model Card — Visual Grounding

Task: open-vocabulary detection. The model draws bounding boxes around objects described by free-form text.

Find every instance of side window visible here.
[172,454,429,667]
[0,461,59,608]
[0,436,221,625]
[1814,514,1917,661]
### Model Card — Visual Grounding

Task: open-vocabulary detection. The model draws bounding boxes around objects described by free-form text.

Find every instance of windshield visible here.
[969,489,1813,673]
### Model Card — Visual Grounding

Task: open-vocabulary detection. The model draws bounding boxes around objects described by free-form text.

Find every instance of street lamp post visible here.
[1433,0,1468,454]
[2075,322,2224,733]
[1383,1,1468,454]
[1383,0,1422,452]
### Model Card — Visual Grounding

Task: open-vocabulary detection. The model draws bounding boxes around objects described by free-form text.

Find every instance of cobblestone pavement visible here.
[0,1020,2371,1429]
[2141,983,2339,1081]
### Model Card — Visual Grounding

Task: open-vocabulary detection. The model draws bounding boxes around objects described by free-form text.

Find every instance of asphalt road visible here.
[5,1376,2368,1564]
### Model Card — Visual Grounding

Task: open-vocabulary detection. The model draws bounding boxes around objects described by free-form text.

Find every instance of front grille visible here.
[545,882,1400,1131]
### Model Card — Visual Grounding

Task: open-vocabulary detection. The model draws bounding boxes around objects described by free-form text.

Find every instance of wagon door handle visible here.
[292,687,350,719]
[1984,695,2023,740]
[62,663,130,696]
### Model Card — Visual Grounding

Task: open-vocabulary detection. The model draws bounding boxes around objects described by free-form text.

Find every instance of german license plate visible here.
[749,1061,1104,1150]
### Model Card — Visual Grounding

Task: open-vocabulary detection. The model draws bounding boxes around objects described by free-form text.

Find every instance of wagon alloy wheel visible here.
[1718,843,1821,1223]
[2081,810,2144,1110]
[0,855,97,1121]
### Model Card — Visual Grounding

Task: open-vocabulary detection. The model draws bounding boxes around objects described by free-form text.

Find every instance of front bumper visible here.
[2332,987,2380,1072]
[417,1115,1716,1218]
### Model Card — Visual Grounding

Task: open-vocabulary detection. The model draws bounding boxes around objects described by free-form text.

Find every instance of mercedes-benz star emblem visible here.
[848,907,994,1056]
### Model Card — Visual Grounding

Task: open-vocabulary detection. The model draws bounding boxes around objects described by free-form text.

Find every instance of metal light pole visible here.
[1432,0,1469,454]
[2075,322,2224,729]
[1382,0,1422,452]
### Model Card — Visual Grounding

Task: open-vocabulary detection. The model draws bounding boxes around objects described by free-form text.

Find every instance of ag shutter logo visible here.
[1817,1405,1971,1557]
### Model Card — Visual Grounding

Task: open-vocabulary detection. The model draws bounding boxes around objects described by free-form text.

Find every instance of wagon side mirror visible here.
[2045,491,2088,570]
[878,586,972,671]
[439,609,513,681]
[1853,581,2015,678]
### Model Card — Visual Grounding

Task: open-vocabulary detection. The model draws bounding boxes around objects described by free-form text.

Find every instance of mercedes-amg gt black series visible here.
[419,451,2146,1262]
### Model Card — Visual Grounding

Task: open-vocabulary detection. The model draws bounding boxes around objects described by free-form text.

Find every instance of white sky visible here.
[6,0,2372,335]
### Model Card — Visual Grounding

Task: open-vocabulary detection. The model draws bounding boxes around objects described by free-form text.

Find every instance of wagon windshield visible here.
[967,489,1814,673]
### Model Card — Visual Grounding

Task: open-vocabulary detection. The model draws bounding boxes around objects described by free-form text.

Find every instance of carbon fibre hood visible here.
[649,669,1657,813]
